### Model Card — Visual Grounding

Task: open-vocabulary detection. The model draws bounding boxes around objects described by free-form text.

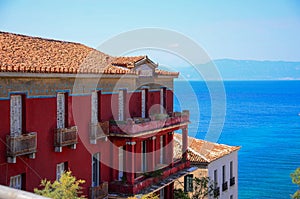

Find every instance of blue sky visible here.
[1,0,300,62]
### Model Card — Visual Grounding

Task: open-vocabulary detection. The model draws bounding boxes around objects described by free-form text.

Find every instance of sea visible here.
[173,80,300,199]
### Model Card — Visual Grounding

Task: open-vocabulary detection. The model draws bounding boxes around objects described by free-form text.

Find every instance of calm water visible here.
[174,80,300,199]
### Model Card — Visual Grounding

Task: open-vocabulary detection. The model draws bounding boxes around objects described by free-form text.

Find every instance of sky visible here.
[1,0,300,63]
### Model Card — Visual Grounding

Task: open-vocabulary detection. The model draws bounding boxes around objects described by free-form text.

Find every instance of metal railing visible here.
[230,177,235,186]
[89,182,108,199]
[6,132,37,157]
[54,126,78,148]
[222,181,228,191]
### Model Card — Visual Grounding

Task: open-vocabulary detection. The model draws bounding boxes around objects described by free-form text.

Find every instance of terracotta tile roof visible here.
[173,133,240,164]
[111,56,146,68]
[0,31,116,74]
[0,31,178,76]
[155,69,179,76]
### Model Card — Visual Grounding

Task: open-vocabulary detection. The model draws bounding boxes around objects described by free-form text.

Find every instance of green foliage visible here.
[34,171,86,199]
[174,176,214,199]
[192,176,214,199]
[291,168,300,199]
[143,170,163,178]
[174,188,190,199]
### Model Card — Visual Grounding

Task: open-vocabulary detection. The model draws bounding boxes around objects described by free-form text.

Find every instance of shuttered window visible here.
[91,92,98,124]
[141,89,146,118]
[10,95,22,136]
[160,88,164,114]
[57,93,65,129]
[118,90,124,121]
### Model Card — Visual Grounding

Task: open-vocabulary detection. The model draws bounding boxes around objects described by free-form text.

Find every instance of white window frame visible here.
[56,162,65,181]
[118,147,124,180]
[9,174,22,190]
[92,153,100,187]
[10,95,22,136]
[57,93,65,129]
[91,91,98,124]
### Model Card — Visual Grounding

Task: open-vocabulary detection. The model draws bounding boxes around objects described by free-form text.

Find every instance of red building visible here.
[0,32,193,198]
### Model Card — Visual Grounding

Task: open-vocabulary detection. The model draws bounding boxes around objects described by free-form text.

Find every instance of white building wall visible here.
[207,151,238,199]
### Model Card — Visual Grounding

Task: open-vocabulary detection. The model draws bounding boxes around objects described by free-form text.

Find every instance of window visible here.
[9,174,22,190]
[230,195,233,199]
[56,162,67,181]
[160,136,164,164]
[230,161,233,179]
[184,174,193,192]
[91,91,98,124]
[57,93,65,129]
[118,147,124,180]
[10,95,22,136]
[92,153,100,187]
[141,140,147,172]
[214,169,218,188]
[222,165,226,184]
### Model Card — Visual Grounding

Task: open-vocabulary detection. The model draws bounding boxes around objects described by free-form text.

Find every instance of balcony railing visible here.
[54,126,78,152]
[213,187,220,198]
[89,182,108,199]
[222,181,228,191]
[109,111,189,135]
[230,177,235,186]
[90,121,109,144]
[6,132,37,163]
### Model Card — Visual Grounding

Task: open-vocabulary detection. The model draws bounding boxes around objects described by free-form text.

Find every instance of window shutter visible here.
[57,93,65,129]
[141,89,146,118]
[10,95,22,136]
[160,88,164,114]
[56,162,65,181]
[10,174,22,190]
[118,90,124,121]
[91,92,98,124]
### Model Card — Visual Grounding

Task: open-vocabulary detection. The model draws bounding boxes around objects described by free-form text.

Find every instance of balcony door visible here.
[10,95,22,136]
[141,140,147,172]
[92,153,100,187]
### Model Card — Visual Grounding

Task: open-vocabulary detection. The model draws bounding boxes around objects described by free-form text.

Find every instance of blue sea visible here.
[174,80,300,199]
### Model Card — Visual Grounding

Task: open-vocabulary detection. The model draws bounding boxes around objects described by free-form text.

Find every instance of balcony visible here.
[6,132,37,163]
[230,177,235,186]
[109,161,192,196]
[89,182,108,199]
[109,111,189,136]
[222,181,228,191]
[90,121,109,144]
[213,187,220,198]
[54,126,78,152]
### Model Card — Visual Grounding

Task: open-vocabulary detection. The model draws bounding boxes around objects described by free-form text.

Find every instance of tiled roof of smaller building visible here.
[174,133,240,164]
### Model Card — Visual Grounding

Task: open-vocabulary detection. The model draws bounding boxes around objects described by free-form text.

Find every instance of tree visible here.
[174,176,214,199]
[34,171,86,199]
[291,168,300,199]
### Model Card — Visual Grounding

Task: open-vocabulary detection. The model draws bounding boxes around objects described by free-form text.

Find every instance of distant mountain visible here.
[170,59,300,81]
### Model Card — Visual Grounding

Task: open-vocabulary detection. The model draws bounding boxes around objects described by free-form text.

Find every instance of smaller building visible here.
[173,133,240,199]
